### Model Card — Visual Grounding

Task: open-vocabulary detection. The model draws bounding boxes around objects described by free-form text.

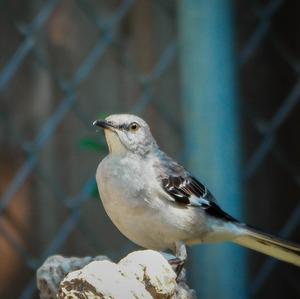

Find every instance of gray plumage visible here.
[94,114,300,268]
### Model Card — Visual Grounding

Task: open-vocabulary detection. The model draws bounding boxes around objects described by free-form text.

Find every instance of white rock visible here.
[119,250,177,298]
[37,255,108,299]
[37,250,196,299]
[59,260,152,299]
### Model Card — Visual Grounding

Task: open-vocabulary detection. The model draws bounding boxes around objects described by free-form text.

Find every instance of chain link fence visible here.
[0,0,300,298]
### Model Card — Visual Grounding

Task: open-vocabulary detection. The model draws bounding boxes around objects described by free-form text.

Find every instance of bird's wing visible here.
[154,151,237,222]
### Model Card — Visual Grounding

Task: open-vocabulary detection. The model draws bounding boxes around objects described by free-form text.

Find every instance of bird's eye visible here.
[129,122,140,132]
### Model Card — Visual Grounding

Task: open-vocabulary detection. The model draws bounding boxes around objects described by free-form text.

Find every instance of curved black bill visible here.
[93,120,114,130]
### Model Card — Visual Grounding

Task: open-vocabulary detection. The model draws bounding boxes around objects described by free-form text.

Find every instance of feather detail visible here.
[154,150,237,222]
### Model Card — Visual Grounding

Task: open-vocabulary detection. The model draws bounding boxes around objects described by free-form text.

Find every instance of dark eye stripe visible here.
[117,122,140,131]
[118,124,128,130]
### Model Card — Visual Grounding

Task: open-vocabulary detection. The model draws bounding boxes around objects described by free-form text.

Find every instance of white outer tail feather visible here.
[233,225,300,267]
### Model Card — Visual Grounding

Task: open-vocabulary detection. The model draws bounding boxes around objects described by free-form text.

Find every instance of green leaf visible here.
[79,137,106,152]
[96,112,110,120]
[91,182,100,199]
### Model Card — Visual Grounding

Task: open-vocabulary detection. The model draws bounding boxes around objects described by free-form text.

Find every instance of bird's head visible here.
[93,114,158,156]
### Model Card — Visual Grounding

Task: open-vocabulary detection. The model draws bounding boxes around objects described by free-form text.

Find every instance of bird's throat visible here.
[104,129,127,155]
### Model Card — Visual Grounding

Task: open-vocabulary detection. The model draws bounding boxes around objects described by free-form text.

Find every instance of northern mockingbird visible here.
[93,114,300,272]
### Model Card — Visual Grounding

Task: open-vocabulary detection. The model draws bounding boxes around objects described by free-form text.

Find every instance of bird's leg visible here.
[168,241,187,279]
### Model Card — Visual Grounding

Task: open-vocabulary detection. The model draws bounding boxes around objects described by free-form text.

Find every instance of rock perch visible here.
[37,250,196,299]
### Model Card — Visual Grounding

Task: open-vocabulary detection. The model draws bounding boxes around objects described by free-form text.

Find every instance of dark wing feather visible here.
[156,151,237,222]
[161,176,210,204]
[161,175,237,222]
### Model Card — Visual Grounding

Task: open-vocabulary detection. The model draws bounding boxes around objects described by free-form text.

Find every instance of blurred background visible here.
[1,0,300,298]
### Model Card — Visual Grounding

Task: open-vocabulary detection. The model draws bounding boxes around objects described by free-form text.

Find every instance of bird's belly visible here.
[98,178,173,250]
[97,159,208,250]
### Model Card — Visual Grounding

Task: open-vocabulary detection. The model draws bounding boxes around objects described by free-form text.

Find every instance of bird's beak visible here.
[93,120,116,131]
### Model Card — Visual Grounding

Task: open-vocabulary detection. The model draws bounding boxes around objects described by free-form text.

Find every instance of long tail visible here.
[233,224,300,267]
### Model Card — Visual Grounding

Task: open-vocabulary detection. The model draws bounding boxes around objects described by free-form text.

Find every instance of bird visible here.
[93,113,300,273]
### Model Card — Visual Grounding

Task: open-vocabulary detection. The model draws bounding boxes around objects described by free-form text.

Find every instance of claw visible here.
[169,257,185,280]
